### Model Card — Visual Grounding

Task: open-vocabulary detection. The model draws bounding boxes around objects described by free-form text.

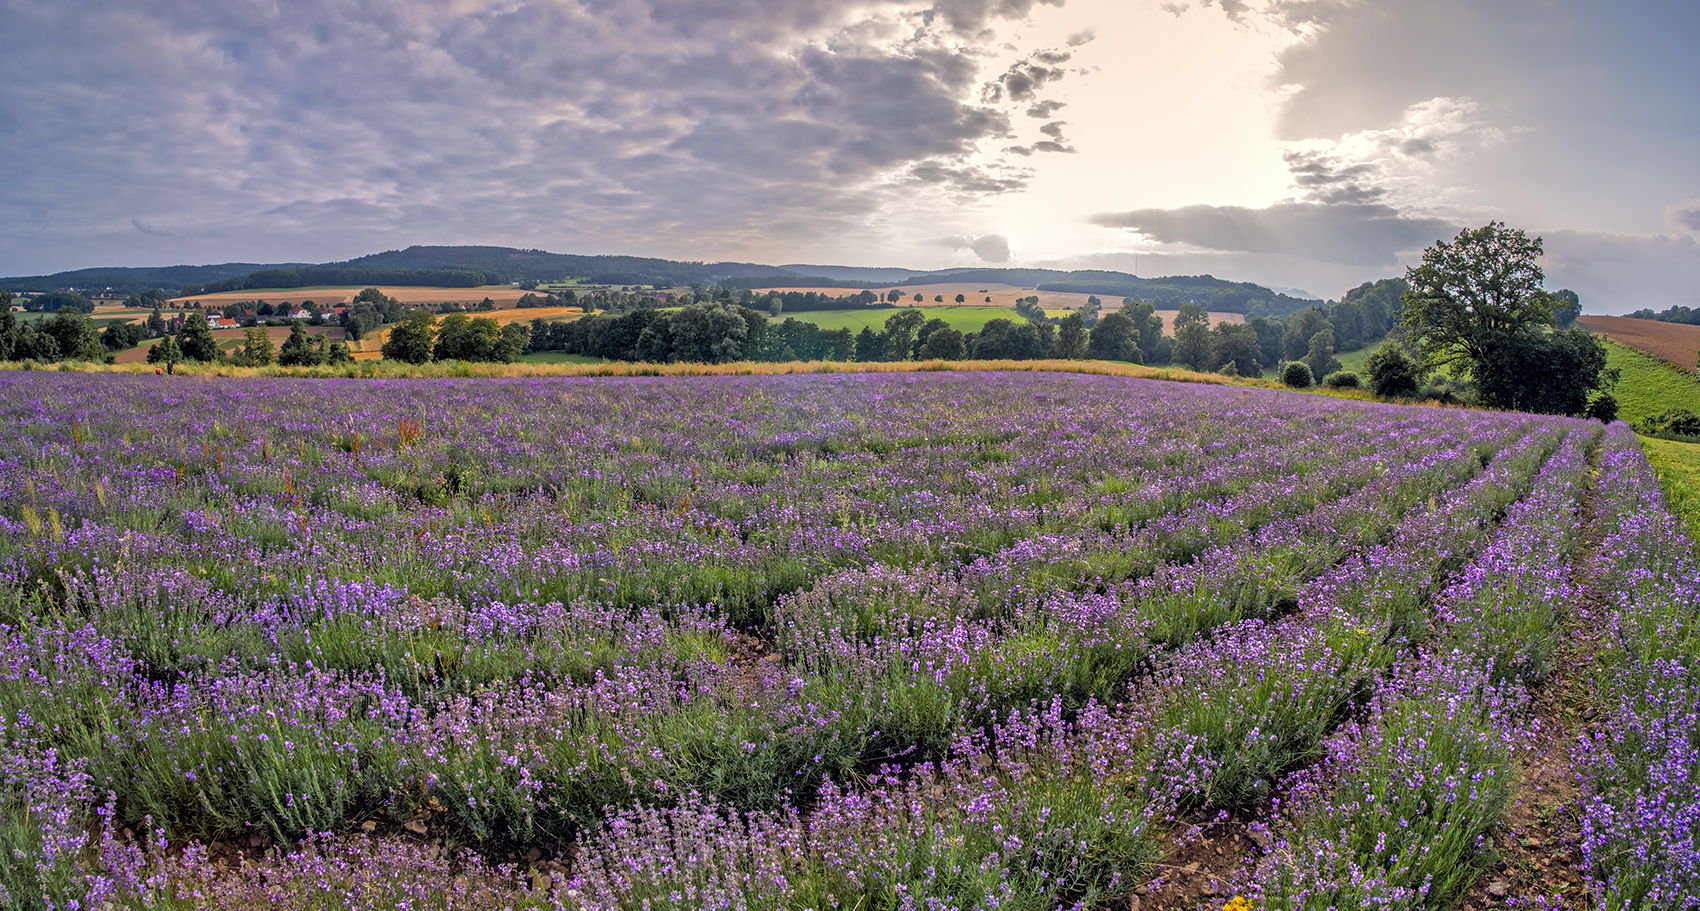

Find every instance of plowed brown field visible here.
[1578,315,1700,374]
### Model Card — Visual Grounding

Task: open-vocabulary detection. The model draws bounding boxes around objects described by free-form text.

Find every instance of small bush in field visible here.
[1282,362,1314,388]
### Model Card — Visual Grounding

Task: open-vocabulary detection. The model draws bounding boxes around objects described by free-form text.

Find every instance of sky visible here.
[2,0,1696,310]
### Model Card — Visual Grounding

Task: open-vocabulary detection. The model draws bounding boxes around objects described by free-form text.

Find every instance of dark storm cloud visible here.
[0,0,1062,273]
[1089,202,1457,267]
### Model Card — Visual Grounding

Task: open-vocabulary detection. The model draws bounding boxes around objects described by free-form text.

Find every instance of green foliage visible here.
[1282,309,1330,362]
[669,304,750,363]
[1171,322,1212,371]
[381,309,438,364]
[1642,438,1700,544]
[969,318,1053,360]
[1086,310,1142,363]
[1302,327,1342,380]
[432,313,514,363]
[1585,393,1618,424]
[1552,288,1582,327]
[277,322,327,366]
[1212,322,1263,373]
[1119,299,1170,364]
[1055,312,1087,359]
[1173,300,1209,329]
[1322,370,1361,389]
[1601,338,1700,427]
[879,309,927,362]
[36,310,106,361]
[236,327,276,366]
[177,312,220,362]
[1639,407,1700,439]
[25,289,93,313]
[854,325,882,362]
[1282,361,1314,388]
[146,335,183,365]
[1400,223,1610,415]
[917,326,966,360]
[1473,327,1613,415]
[1364,342,1421,398]
[100,321,147,352]
[1401,222,1556,367]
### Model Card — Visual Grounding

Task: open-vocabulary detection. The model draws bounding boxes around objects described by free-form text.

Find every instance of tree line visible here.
[1626,303,1700,326]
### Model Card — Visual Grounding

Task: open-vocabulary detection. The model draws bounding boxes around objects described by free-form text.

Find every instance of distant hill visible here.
[1,245,1328,317]
[774,264,934,283]
[0,262,313,294]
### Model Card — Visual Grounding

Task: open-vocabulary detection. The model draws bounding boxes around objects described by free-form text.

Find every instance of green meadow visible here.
[517,351,614,365]
[1603,337,1700,426]
[779,305,1019,333]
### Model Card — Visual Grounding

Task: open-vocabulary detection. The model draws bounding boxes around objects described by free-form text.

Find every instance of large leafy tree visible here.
[432,313,508,362]
[1401,222,1611,416]
[1085,311,1142,363]
[278,322,326,366]
[40,311,105,361]
[382,309,438,364]
[1211,322,1264,375]
[177,312,221,362]
[1055,312,1087,359]
[879,309,927,362]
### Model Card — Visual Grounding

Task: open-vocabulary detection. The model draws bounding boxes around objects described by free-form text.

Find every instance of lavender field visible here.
[1,370,1695,911]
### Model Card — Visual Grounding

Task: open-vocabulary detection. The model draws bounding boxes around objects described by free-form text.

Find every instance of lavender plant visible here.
[0,371,1649,908]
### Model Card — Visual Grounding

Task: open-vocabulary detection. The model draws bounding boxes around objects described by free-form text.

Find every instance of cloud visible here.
[1089,202,1456,266]
[908,162,1029,194]
[1025,100,1067,118]
[932,233,1013,262]
[928,0,1067,36]
[1278,97,1508,211]
[1540,229,1700,313]
[1666,200,1700,234]
[984,50,1072,103]
[0,0,1065,273]
[1066,29,1096,46]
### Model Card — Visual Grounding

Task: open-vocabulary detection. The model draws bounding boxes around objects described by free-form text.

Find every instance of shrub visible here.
[1639,407,1700,438]
[1322,370,1361,388]
[1585,393,1618,424]
[1421,376,1473,405]
[1364,343,1420,397]
[1281,362,1314,388]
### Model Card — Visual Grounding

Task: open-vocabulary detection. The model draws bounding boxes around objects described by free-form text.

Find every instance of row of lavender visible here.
[542,379,1586,909]
[1577,425,1700,908]
[0,371,1645,910]
[1245,421,1596,907]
